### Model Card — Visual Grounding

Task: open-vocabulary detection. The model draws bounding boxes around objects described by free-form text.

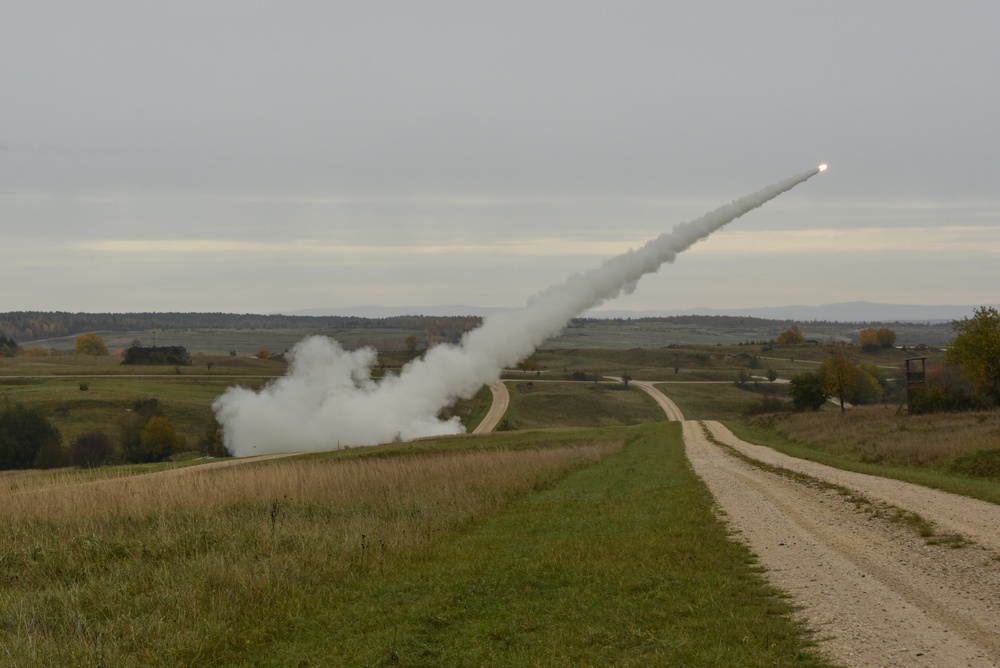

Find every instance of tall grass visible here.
[760,405,1000,468]
[732,406,1000,504]
[0,439,618,666]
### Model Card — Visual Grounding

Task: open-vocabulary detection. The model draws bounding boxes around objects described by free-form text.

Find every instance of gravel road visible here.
[630,382,1000,666]
[473,381,510,434]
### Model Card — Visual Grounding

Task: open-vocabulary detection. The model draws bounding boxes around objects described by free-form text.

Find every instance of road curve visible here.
[472,381,510,434]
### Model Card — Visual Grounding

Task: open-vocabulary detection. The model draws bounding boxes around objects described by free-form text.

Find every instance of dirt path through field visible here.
[635,382,1000,666]
[472,381,509,434]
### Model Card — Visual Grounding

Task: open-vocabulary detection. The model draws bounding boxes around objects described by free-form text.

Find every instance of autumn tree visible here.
[876,328,897,348]
[859,327,897,350]
[775,325,805,345]
[75,332,109,356]
[139,416,185,462]
[516,356,539,374]
[821,347,883,412]
[946,306,1000,405]
[857,327,879,351]
[256,348,270,360]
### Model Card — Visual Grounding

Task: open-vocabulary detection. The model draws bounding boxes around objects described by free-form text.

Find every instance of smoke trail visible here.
[214,166,825,456]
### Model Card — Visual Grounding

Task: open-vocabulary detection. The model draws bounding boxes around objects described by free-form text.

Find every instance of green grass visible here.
[725,420,1000,506]
[504,381,662,430]
[253,423,831,667]
[653,381,776,421]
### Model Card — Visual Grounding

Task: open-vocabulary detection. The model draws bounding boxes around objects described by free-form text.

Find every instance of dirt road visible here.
[636,382,1000,667]
[472,381,510,434]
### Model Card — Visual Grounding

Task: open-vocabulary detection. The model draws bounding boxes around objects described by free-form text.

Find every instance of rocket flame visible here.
[818,164,828,172]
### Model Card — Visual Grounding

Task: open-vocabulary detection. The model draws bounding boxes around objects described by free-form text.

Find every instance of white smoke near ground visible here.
[214,166,825,456]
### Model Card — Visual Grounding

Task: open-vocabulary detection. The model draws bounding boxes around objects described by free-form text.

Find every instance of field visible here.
[2,322,997,666]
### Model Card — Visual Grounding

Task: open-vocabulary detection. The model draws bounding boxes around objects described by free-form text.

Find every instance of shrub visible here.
[0,404,62,470]
[789,371,827,411]
[75,332,109,356]
[949,448,1000,480]
[71,431,113,468]
[139,416,185,462]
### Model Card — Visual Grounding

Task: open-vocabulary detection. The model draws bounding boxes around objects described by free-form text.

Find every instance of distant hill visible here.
[286,301,994,323]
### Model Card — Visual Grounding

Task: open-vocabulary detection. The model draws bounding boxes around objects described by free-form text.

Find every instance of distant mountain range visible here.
[286,301,996,323]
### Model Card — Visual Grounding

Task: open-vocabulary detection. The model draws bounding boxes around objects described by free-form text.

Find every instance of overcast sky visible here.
[2,2,998,315]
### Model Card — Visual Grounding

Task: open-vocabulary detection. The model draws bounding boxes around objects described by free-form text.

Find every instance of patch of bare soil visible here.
[684,420,1000,668]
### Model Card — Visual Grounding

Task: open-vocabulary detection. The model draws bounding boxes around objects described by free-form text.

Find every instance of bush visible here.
[139,416,185,462]
[789,371,827,411]
[71,431,113,468]
[198,422,230,458]
[949,448,1000,480]
[75,332,109,356]
[743,395,791,417]
[0,404,62,470]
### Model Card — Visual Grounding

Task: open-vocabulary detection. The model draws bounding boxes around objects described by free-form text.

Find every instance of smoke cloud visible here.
[214,166,824,456]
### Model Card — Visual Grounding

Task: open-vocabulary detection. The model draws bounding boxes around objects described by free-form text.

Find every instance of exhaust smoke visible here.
[214,165,826,456]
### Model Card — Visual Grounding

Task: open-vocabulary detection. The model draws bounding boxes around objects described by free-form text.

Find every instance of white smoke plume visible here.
[214,166,825,456]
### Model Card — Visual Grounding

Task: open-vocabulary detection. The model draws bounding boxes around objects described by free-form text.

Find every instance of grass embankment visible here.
[0,426,831,667]
[256,423,829,667]
[728,407,1000,505]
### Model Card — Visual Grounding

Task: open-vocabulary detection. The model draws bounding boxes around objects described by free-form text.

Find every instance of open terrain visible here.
[1,317,996,666]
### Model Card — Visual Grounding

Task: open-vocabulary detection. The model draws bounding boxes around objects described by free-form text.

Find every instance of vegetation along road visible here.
[623,381,1000,667]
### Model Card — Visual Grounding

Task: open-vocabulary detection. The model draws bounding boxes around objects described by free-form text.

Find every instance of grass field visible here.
[502,380,663,430]
[0,425,832,667]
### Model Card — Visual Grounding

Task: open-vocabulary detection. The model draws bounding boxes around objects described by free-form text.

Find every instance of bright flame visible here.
[818,163,828,172]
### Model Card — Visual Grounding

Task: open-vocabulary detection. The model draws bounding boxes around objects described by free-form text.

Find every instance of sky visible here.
[2,2,998,315]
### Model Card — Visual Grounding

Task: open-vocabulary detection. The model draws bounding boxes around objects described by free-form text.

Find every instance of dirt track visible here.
[631,382,1000,667]
[473,381,510,434]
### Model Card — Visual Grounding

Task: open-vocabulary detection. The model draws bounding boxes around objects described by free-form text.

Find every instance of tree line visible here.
[0,396,226,472]
[0,311,485,344]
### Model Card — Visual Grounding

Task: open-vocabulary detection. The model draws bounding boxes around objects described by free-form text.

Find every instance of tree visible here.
[789,371,827,411]
[857,326,895,350]
[71,431,113,468]
[139,416,184,462]
[857,327,879,351]
[822,348,855,413]
[876,328,897,348]
[404,334,418,353]
[256,348,270,360]
[517,356,538,375]
[75,332,109,356]
[821,348,883,411]
[0,404,62,470]
[0,335,20,357]
[766,368,778,383]
[776,326,805,345]
[946,306,1000,405]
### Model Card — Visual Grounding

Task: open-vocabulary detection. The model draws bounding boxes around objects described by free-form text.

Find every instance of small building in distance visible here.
[121,345,191,366]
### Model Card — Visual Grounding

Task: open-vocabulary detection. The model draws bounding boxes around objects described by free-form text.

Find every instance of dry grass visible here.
[765,405,1000,468]
[0,440,620,666]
